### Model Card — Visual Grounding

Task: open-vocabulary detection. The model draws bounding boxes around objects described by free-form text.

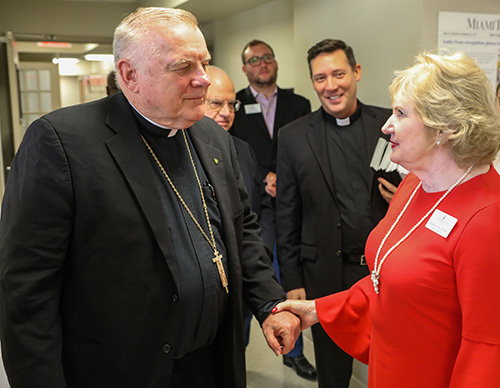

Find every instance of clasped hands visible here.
[264,172,277,197]
[261,287,318,356]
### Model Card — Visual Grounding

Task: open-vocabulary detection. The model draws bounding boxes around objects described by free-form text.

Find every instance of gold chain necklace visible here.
[371,166,472,294]
[141,131,229,293]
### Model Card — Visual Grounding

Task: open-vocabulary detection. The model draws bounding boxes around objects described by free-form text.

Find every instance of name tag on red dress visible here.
[426,209,458,238]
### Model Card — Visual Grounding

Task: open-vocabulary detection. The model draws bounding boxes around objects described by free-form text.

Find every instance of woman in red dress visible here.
[273,51,500,387]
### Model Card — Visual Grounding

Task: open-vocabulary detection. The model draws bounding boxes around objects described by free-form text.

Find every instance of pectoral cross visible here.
[213,250,229,293]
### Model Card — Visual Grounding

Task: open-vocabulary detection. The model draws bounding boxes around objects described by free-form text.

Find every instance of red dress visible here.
[316,167,500,387]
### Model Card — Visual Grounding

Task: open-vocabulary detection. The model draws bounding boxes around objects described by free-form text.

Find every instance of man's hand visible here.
[262,310,301,356]
[378,177,397,204]
[264,171,277,197]
[272,300,318,331]
[286,287,306,300]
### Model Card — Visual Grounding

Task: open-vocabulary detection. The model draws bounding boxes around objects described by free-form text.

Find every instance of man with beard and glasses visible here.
[231,40,311,198]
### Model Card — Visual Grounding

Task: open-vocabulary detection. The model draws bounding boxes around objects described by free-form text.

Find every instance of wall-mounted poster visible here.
[438,11,500,90]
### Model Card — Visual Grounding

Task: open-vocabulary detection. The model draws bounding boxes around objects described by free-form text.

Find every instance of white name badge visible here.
[425,209,458,238]
[244,103,262,114]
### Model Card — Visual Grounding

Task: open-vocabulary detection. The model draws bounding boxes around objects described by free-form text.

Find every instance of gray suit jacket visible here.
[0,92,284,388]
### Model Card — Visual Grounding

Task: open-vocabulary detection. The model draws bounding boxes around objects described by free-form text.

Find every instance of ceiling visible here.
[47,0,275,25]
[16,0,275,62]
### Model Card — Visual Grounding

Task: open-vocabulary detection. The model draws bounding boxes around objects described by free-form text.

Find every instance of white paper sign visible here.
[438,11,500,89]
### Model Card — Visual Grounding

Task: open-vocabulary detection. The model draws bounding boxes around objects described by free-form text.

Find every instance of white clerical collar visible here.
[336,117,350,126]
[324,104,362,127]
[128,101,178,137]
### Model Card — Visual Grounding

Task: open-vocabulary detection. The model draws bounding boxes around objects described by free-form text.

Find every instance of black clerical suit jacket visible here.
[276,103,401,299]
[0,92,284,388]
[231,86,311,179]
[232,136,274,249]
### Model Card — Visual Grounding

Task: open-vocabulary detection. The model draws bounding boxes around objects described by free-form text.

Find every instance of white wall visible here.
[60,76,82,108]
[205,0,500,111]
[205,0,422,111]
[58,60,114,107]
[207,0,295,93]
[292,0,422,110]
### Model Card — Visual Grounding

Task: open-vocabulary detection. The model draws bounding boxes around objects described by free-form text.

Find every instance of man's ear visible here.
[117,59,139,93]
[354,63,362,82]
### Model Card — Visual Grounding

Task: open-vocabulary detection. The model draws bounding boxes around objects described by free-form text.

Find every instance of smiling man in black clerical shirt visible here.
[0,7,300,388]
[276,39,402,388]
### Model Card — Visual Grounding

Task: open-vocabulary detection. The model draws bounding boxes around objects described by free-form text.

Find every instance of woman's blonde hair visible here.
[390,51,500,167]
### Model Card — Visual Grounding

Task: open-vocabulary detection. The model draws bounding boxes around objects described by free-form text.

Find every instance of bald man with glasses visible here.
[204,66,274,249]
[230,40,315,380]
[205,66,276,349]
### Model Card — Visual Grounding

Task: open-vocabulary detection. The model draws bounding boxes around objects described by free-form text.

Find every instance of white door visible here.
[18,62,61,145]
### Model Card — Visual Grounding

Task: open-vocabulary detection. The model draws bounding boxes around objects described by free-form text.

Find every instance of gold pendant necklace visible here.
[371,166,472,295]
[141,131,229,293]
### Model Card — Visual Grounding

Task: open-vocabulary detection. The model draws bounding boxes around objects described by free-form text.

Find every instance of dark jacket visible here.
[276,103,401,299]
[231,86,311,179]
[0,92,284,388]
[232,136,274,249]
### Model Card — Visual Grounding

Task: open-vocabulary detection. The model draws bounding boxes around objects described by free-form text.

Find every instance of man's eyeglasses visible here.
[244,54,275,67]
[206,99,241,112]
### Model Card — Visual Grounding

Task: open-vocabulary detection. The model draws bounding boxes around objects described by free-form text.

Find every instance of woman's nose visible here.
[381,115,394,135]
